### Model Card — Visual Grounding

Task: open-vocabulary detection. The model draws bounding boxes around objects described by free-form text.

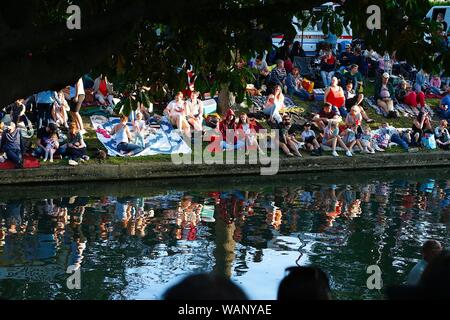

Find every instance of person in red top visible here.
[324,76,347,118]
[236,113,264,155]
[218,109,244,151]
[93,74,115,106]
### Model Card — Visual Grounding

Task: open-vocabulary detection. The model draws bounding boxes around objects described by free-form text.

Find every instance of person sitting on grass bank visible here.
[164,91,191,138]
[218,109,244,151]
[278,114,302,158]
[33,122,59,159]
[187,91,204,133]
[312,102,342,131]
[8,98,33,134]
[438,87,450,120]
[435,120,450,150]
[324,76,347,118]
[237,113,264,156]
[396,80,426,110]
[262,86,285,126]
[110,114,144,156]
[379,122,417,153]
[375,73,398,118]
[344,82,374,123]
[0,122,26,169]
[301,122,322,156]
[93,74,115,106]
[322,121,353,157]
[286,67,313,101]
[411,111,433,147]
[62,122,88,166]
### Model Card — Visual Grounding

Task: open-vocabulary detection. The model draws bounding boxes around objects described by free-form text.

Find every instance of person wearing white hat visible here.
[375,72,397,117]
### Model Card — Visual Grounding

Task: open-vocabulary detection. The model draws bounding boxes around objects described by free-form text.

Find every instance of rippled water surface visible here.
[0,169,449,300]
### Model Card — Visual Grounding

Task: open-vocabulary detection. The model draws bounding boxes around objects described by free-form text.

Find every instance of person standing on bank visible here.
[71,78,86,134]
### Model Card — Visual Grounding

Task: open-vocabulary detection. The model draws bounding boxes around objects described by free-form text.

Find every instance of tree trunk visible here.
[218,83,235,116]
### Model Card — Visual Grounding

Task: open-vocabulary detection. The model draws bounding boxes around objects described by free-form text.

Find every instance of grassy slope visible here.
[41,80,444,166]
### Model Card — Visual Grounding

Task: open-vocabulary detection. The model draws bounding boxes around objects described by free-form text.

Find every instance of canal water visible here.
[0,169,449,300]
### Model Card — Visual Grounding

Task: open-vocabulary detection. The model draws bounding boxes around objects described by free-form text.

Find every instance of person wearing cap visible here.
[375,73,397,117]
[33,122,59,159]
[301,122,322,156]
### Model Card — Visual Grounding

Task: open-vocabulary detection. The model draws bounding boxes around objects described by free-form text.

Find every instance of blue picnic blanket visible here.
[90,115,191,157]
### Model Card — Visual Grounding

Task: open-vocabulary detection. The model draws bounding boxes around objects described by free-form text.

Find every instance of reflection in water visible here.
[0,177,449,300]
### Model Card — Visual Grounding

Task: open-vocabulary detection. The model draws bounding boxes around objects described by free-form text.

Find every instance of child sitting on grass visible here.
[43,131,59,163]
[360,126,376,154]
[301,122,322,156]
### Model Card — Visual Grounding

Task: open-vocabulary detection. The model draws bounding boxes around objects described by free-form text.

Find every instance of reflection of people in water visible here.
[175,195,203,241]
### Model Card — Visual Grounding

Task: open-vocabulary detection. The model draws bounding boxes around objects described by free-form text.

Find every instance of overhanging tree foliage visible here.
[0,0,448,112]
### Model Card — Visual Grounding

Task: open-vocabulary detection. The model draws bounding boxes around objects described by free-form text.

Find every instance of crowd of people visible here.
[1,38,450,168]
[0,74,117,167]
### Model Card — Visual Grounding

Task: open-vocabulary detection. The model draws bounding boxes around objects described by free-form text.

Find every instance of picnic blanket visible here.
[250,96,298,111]
[0,154,40,170]
[365,97,434,118]
[90,115,191,157]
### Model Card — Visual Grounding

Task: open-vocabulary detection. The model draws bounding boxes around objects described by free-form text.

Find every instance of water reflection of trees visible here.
[0,178,449,299]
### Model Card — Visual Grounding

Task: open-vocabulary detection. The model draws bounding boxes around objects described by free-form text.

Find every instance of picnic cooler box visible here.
[313,88,325,102]
[203,98,217,115]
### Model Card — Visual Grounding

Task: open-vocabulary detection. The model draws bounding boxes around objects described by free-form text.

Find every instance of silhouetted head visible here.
[163,273,248,300]
[422,240,443,263]
[277,266,332,301]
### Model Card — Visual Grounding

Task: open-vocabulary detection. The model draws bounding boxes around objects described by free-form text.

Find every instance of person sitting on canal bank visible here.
[262,87,284,125]
[396,80,426,110]
[406,240,442,286]
[236,113,264,156]
[42,130,59,163]
[411,111,433,147]
[33,122,59,159]
[61,122,88,166]
[278,114,302,158]
[320,51,336,88]
[301,122,322,156]
[324,77,347,118]
[110,114,144,156]
[0,122,26,168]
[360,126,376,154]
[375,73,398,118]
[438,87,450,120]
[218,108,244,151]
[340,124,363,154]
[286,67,314,101]
[266,60,287,94]
[342,64,364,92]
[52,91,70,129]
[378,122,415,152]
[164,91,191,138]
[93,74,116,106]
[344,82,374,123]
[312,102,342,131]
[187,91,204,132]
[435,120,450,150]
[322,121,353,158]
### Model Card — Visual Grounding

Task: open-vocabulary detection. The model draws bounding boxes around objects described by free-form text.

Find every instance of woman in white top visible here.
[164,91,191,137]
[262,85,285,124]
[110,114,144,156]
[70,78,86,134]
[187,91,204,132]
